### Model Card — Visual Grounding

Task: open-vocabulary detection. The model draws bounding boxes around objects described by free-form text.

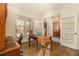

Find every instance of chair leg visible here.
[42,47,46,56]
[42,44,48,56]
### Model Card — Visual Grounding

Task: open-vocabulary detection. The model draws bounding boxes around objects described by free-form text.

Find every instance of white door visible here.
[60,14,77,49]
[77,14,79,49]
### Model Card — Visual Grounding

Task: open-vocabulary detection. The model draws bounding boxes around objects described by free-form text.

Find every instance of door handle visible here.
[75,33,77,34]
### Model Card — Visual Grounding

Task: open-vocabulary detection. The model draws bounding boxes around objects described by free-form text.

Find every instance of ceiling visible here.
[8,3,67,18]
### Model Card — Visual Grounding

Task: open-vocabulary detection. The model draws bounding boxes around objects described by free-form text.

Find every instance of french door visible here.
[60,14,77,49]
[16,17,33,42]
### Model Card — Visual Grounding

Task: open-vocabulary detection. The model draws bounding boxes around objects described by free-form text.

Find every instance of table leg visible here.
[50,36,53,51]
[36,40,38,48]
[28,37,30,47]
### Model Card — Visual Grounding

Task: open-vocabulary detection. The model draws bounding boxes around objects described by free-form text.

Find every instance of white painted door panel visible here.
[77,14,79,49]
[60,14,77,49]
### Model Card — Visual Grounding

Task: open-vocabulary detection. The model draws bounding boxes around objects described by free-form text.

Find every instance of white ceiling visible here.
[8,3,67,18]
[8,3,66,11]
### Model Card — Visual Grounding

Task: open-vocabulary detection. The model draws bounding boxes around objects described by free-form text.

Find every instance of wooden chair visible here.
[38,36,52,56]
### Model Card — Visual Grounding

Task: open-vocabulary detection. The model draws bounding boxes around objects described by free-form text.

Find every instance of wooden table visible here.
[28,35,52,50]
[28,35,38,48]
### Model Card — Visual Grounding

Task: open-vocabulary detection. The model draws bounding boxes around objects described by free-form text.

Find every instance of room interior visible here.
[1,3,79,56]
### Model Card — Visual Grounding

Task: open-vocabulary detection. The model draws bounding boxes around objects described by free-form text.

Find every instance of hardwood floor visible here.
[21,41,79,56]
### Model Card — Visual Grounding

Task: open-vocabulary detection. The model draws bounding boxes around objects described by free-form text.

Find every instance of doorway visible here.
[52,16,60,43]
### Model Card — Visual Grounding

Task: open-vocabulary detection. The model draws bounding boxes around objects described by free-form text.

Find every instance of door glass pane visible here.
[15,17,33,42]
[16,18,24,38]
[25,20,30,36]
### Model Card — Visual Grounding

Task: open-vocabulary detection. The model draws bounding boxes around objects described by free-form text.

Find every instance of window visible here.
[15,16,33,41]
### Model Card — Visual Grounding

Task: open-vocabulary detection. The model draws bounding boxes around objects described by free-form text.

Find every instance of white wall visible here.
[6,7,16,37]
